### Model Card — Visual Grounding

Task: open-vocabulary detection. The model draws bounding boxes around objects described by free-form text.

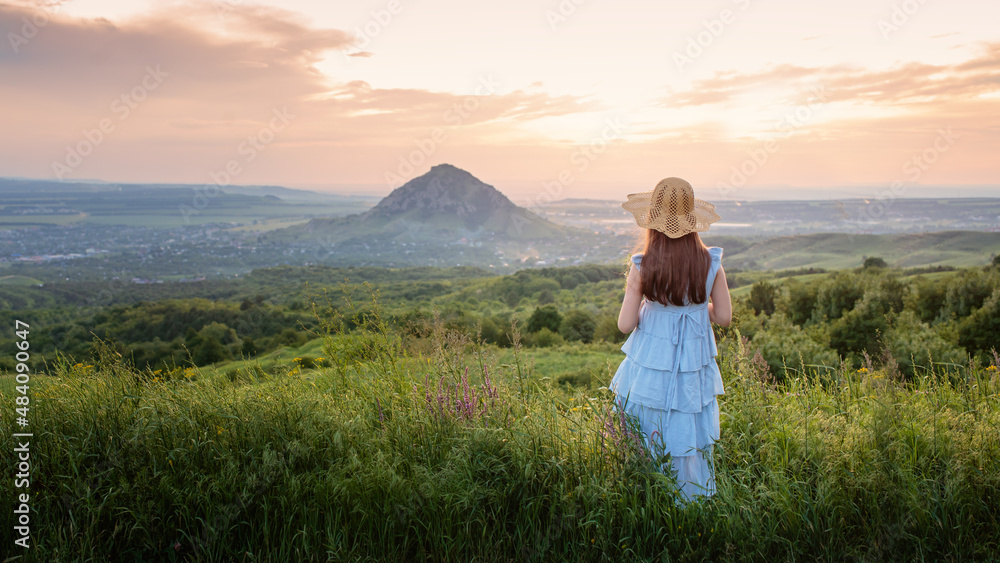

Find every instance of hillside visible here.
[267,164,574,245]
[715,231,1000,270]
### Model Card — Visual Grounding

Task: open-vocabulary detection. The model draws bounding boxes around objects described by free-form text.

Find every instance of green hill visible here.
[266,164,576,246]
[0,275,43,286]
[718,231,1000,270]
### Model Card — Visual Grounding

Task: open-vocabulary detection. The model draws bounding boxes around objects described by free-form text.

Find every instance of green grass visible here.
[725,231,1000,270]
[0,274,43,286]
[2,315,999,561]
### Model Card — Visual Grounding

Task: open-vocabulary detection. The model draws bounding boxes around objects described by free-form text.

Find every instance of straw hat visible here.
[621,177,721,238]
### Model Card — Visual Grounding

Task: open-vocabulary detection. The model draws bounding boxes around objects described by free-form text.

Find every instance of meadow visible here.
[2,284,999,562]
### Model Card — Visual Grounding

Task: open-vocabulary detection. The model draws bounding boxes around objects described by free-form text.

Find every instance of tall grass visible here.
[2,288,999,561]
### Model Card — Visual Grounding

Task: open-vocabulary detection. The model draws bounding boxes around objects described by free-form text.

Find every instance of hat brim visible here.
[621,191,721,238]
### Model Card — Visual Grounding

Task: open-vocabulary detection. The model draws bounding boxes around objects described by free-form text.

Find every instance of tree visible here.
[559,309,597,343]
[193,337,228,365]
[888,311,965,378]
[750,313,839,379]
[813,271,865,322]
[958,288,1000,358]
[241,337,257,358]
[906,276,950,324]
[748,280,778,316]
[526,327,564,348]
[593,313,628,344]
[829,293,891,358]
[783,279,818,326]
[863,256,888,269]
[938,269,996,321]
[526,304,562,334]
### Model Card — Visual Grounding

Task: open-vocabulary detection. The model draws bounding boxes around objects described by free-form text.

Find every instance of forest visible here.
[3,256,998,383]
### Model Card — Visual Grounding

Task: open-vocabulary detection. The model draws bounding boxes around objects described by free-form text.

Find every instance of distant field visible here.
[0,181,374,228]
[0,274,43,286]
[536,196,1000,237]
[722,231,1000,270]
[225,217,313,232]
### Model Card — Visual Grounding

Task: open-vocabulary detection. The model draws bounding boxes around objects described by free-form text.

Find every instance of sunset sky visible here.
[1,0,998,203]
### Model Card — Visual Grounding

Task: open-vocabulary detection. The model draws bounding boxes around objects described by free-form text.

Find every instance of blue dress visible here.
[608,246,725,500]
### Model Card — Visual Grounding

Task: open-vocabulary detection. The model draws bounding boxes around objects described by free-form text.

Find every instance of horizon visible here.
[1,0,999,202]
[3,172,999,205]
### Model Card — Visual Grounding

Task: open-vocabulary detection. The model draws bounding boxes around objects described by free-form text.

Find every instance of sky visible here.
[1,0,998,204]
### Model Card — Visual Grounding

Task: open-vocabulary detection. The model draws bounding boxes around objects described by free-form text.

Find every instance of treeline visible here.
[8,259,999,378]
[740,259,1000,378]
[1,263,626,372]
[3,297,315,373]
[320,263,628,350]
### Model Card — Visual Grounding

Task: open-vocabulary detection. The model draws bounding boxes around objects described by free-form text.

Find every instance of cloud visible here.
[663,42,1000,108]
[0,1,600,183]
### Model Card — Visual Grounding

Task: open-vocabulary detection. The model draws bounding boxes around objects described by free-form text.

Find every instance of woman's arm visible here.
[617,263,643,333]
[708,265,732,327]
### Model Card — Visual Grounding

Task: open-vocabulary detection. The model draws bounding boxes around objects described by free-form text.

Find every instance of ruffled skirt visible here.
[610,356,724,500]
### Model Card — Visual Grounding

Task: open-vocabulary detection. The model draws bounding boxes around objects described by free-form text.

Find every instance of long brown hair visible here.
[634,229,711,306]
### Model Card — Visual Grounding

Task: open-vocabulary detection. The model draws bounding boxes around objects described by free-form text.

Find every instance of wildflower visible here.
[168,460,173,466]
[987,365,998,371]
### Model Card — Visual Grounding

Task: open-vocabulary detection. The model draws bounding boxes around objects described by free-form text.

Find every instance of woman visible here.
[610,177,732,501]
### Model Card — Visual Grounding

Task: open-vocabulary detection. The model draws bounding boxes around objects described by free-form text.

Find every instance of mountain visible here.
[270,164,573,245]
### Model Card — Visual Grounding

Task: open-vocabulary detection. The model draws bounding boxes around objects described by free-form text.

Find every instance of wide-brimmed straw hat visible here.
[621,177,721,238]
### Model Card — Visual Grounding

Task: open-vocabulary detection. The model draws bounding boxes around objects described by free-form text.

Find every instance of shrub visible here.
[782,279,818,326]
[938,268,997,321]
[906,276,948,324]
[751,312,840,378]
[829,293,892,359]
[888,310,966,377]
[958,288,1000,359]
[526,304,562,334]
[593,313,628,344]
[559,309,597,343]
[812,271,864,322]
[748,280,778,316]
[863,256,888,269]
[525,327,564,347]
